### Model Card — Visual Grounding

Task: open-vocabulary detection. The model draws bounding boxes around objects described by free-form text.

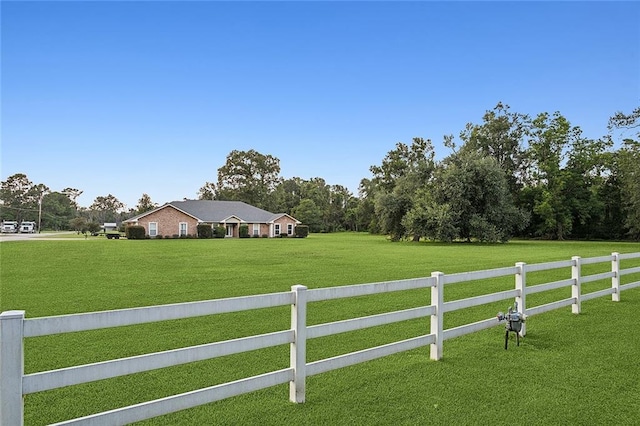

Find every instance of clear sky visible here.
[2,1,639,210]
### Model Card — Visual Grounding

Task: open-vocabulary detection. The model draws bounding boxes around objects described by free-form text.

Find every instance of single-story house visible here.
[123,200,301,238]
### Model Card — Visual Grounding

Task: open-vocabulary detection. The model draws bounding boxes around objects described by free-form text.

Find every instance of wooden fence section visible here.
[1,252,639,425]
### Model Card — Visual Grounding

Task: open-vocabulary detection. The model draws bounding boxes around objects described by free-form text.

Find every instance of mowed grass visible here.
[1,233,639,425]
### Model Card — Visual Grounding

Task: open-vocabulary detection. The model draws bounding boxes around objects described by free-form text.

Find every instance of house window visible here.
[149,222,158,237]
[253,224,260,236]
[274,224,281,236]
[287,224,294,235]
[179,222,187,236]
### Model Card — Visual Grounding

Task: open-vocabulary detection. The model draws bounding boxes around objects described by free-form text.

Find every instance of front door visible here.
[225,224,234,237]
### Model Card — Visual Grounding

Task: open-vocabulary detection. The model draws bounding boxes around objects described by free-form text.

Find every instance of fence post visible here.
[0,310,25,426]
[515,262,527,337]
[571,256,581,314]
[612,252,620,302]
[289,285,307,403]
[430,272,444,361]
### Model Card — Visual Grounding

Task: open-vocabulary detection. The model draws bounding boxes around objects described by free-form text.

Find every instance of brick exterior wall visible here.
[273,216,298,236]
[135,206,199,237]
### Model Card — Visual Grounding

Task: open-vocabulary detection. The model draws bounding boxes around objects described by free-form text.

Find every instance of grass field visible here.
[1,233,639,425]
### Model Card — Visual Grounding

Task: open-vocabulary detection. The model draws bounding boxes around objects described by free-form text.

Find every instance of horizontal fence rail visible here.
[1,252,639,425]
[23,292,295,338]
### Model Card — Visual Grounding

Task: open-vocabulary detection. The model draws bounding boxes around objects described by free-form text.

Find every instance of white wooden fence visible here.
[1,252,639,425]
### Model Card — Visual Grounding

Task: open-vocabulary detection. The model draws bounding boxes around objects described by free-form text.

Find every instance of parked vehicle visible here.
[19,221,37,233]
[1,221,18,233]
[106,231,124,239]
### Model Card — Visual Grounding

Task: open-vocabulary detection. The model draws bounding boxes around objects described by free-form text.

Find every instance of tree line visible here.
[0,176,158,233]
[2,103,638,241]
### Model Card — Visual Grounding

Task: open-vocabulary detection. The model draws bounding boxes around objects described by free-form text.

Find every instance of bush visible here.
[239,225,249,238]
[261,234,269,238]
[214,226,226,238]
[164,235,171,239]
[155,234,163,239]
[294,225,309,238]
[126,226,146,240]
[280,233,288,238]
[252,234,260,238]
[197,224,213,239]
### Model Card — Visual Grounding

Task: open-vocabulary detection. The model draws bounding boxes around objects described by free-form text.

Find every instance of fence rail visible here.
[1,252,639,425]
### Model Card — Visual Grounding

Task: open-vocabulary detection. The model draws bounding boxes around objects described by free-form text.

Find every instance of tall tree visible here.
[89,194,125,223]
[291,199,323,232]
[459,102,530,196]
[0,173,44,223]
[216,149,281,210]
[525,112,580,239]
[608,106,640,239]
[197,182,216,200]
[271,177,305,214]
[369,138,436,240]
[61,188,83,206]
[41,192,76,230]
[405,150,527,242]
[135,193,157,214]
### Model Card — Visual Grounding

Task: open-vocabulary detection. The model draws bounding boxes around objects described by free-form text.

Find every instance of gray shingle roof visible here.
[169,200,281,223]
[124,200,296,224]
[169,200,285,223]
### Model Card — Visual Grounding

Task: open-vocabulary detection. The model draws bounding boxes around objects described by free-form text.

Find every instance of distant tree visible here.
[135,193,157,214]
[69,216,88,234]
[272,177,305,214]
[369,138,437,240]
[197,182,216,200]
[525,112,580,239]
[426,150,528,242]
[616,140,640,239]
[356,178,378,232]
[291,199,323,233]
[41,192,76,230]
[216,149,281,210]
[87,222,102,235]
[89,194,125,223]
[608,106,640,132]
[375,191,413,241]
[608,105,640,239]
[459,102,530,196]
[61,188,83,206]
[0,173,38,223]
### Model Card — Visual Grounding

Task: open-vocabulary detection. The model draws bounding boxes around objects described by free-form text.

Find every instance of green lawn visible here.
[1,234,639,425]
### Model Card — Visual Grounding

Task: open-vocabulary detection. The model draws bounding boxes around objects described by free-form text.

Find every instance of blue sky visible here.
[2,1,639,210]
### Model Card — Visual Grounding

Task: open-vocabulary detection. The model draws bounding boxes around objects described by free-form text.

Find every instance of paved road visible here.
[0,232,77,242]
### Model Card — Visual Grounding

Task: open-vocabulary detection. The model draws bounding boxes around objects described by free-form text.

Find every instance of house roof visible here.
[125,200,299,224]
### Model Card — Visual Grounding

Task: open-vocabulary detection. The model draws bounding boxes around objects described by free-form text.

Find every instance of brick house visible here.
[124,200,301,238]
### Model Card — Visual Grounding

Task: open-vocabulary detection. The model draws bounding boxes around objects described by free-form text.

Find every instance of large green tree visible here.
[459,102,530,196]
[525,112,581,239]
[41,192,76,230]
[608,106,640,239]
[135,193,157,214]
[369,138,436,240]
[89,194,125,223]
[0,173,48,224]
[291,199,323,232]
[405,150,527,242]
[216,149,282,210]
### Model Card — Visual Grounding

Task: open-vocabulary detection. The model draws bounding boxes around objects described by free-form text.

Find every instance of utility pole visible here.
[37,191,45,233]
